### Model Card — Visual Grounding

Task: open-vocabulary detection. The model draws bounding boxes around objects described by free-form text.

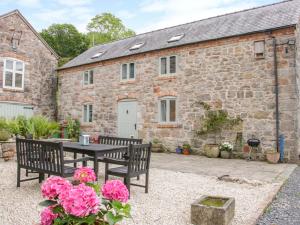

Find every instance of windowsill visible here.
[2,88,24,92]
[81,122,94,128]
[82,84,94,89]
[119,80,137,85]
[157,75,177,81]
[157,123,181,128]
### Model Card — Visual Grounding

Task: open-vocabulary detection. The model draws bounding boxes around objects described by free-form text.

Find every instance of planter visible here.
[176,147,182,154]
[220,151,231,159]
[266,152,280,164]
[152,143,163,153]
[183,148,190,155]
[191,195,235,225]
[204,144,220,158]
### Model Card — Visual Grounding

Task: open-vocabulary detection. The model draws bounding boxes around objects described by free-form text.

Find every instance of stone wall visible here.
[296,19,300,162]
[0,12,58,119]
[58,27,299,162]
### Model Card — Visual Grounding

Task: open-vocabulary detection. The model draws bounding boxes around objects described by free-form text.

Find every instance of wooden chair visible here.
[104,143,152,196]
[16,138,89,187]
[97,135,142,162]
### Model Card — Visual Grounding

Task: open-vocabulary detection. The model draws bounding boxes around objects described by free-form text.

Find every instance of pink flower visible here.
[60,183,99,217]
[73,167,96,183]
[40,207,58,225]
[41,176,72,200]
[102,180,129,203]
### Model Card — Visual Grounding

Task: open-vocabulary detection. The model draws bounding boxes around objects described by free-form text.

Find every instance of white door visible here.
[117,101,138,138]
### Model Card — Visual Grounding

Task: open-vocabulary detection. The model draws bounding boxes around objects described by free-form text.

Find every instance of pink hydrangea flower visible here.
[102,180,129,203]
[73,167,96,183]
[41,176,72,200]
[40,207,58,225]
[60,183,99,217]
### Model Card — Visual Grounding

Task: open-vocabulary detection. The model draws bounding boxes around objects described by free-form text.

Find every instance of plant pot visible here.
[266,152,280,164]
[220,151,231,159]
[152,143,163,152]
[204,144,220,158]
[183,148,190,155]
[176,147,182,154]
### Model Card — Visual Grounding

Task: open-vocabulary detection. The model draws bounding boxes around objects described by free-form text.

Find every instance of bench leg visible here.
[17,165,21,187]
[74,153,77,168]
[39,173,45,183]
[105,163,108,182]
[145,171,149,193]
[124,177,131,198]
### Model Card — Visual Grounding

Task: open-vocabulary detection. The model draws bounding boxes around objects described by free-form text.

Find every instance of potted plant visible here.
[176,146,182,154]
[182,143,191,155]
[66,117,81,142]
[219,142,233,159]
[194,102,242,158]
[265,149,280,164]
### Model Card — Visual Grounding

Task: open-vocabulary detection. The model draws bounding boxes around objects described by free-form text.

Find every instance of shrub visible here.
[66,117,80,141]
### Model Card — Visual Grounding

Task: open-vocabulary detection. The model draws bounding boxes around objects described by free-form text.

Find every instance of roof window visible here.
[130,42,145,51]
[91,51,105,59]
[168,33,184,43]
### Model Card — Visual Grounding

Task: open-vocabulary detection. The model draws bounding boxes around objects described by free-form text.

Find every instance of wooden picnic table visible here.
[63,142,127,179]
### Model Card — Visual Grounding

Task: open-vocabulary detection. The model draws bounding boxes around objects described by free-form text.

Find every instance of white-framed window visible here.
[83,104,93,122]
[159,56,177,75]
[3,58,25,89]
[121,63,135,81]
[83,70,94,85]
[159,97,177,123]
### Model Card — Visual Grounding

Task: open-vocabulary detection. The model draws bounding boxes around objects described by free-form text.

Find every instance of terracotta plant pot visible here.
[183,148,190,155]
[204,144,220,158]
[266,152,280,164]
[220,151,231,159]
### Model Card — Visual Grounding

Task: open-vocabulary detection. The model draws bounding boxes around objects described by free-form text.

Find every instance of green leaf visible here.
[106,212,123,225]
[39,200,57,207]
[86,182,100,195]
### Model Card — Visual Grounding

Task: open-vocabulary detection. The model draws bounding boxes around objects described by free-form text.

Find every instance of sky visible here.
[0,0,280,34]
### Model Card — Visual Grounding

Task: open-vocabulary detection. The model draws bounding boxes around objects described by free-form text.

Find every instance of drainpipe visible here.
[272,37,280,153]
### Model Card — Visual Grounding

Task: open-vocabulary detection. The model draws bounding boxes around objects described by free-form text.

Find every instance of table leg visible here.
[94,153,99,181]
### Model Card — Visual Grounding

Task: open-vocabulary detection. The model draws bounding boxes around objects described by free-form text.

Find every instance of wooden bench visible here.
[16,138,89,187]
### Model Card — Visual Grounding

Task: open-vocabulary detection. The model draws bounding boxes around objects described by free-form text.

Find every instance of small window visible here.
[254,41,265,59]
[83,104,93,122]
[3,59,24,89]
[83,70,93,85]
[121,63,135,80]
[91,51,105,59]
[159,97,177,123]
[168,33,184,43]
[159,56,177,75]
[130,42,144,51]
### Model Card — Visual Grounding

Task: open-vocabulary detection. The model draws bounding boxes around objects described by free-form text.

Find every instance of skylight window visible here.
[168,33,185,43]
[91,51,105,59]
[130,42,144,51]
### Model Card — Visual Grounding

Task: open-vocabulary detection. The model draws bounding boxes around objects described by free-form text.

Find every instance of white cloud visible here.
[55,0,93,7]
[137,0,273,33]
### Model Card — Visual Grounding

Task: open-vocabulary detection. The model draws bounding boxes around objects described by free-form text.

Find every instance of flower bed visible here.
[39,167,131,225]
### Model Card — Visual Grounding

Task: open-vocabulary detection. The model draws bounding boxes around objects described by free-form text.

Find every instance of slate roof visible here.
[59,0,300,70]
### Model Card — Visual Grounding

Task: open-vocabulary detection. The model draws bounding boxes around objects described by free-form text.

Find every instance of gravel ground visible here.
[257,166,300,225]
[0,159,291,225]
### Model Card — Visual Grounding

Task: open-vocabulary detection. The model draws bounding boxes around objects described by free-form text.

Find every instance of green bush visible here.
[0,130,10,141]
[66,117,80,141]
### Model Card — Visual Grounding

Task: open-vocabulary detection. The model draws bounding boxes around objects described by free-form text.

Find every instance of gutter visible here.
[272,37,280,153]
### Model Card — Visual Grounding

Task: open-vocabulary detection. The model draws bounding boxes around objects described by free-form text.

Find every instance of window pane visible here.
[170,56,176,73]
[5,60,13,70]
[122,64,127,80]
[4,71,13,87]
[129,63,135,79]
[16,61,23,72]
[160,57,167,74]
[15,73,23,88]
[170,100,176,122]
[89,105,93,122]
[160,100,167,122]
[84,71,89,85]
[83,105,88,122]
[89,70,94,84]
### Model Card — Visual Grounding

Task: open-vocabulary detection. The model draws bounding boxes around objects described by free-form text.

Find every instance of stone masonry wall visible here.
[296,20,300,161]
[0,13,57,119]
[58,27,299,162]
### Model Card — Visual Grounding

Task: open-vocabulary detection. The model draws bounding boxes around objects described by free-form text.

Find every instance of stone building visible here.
[0,10,58,119]
[57,0,300,162]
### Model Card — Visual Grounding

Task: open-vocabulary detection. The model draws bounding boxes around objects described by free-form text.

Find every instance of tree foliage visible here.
[40,24,89,65]
[87,13,135,46]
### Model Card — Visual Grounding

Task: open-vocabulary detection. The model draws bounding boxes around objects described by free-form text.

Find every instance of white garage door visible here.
[0,102,34,119]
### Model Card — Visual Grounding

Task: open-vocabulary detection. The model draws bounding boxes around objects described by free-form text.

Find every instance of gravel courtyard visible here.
[0,153,297,225]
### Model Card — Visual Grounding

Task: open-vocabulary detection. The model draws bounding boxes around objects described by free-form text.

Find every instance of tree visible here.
[87,13,135,46]
[40,24,89,66]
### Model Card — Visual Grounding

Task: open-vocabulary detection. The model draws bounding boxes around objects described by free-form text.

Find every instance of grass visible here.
[200,197,227,207]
